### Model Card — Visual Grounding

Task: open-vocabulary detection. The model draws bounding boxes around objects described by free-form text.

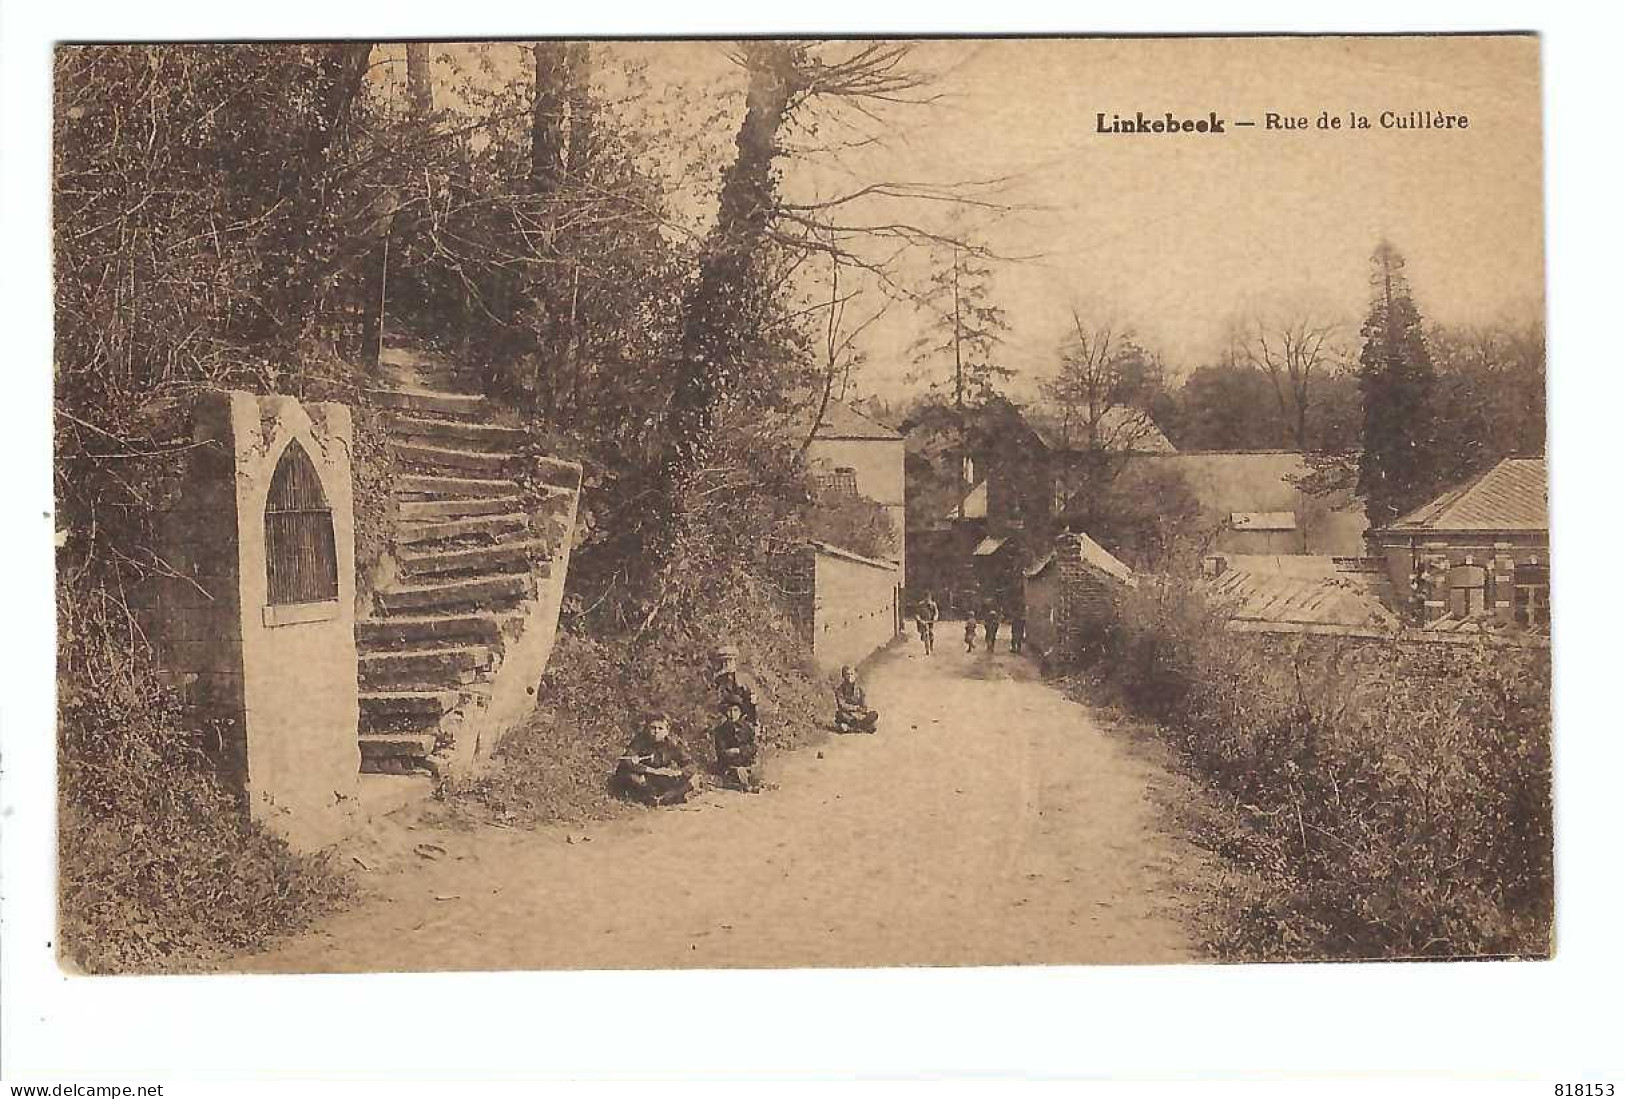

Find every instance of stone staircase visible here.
[356,348,582,779]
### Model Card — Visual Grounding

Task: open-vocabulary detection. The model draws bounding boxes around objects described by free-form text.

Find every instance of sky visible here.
[402,36,1546,405]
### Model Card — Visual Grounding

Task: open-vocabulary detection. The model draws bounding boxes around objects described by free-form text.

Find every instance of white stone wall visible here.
[808,545,900,673]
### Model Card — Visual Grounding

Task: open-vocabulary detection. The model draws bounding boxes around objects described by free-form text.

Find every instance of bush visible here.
[56,588,350,973]
[1074,580,1552,960]
[803,491,898,562]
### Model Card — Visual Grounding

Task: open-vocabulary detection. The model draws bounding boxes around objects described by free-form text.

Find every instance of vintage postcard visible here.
[52,35,1548,975]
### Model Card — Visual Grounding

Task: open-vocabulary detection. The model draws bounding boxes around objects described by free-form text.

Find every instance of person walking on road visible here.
[981,599,1001,653]
[1009,602,1027,654]
[915,591,940,656]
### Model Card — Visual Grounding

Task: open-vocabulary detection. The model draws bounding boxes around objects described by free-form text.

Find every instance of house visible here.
[1124,451,1369,556]
[1033,404,1176,457]
[1033,405,1176,520]
[1365,457,1549,630]
[902,397,1052,613]
[1023,531,1135,663]
[799,400,907,582]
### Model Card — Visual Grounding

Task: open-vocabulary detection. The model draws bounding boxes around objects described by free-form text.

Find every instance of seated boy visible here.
[611,713,695,806]
[711,701,762,792]
[833,664,879,734]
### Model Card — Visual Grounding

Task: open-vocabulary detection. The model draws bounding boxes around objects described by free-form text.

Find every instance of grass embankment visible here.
[57,624,351,973]
[1066,580,1553,961]
[439,583,834,827]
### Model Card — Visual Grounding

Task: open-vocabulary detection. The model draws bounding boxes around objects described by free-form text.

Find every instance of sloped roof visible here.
[1026,535,1135,586]
[803,400,904,441]
[945,479,988,520]
[1385,457,1548,533]
[1074,533,1135,584]
[972,536,1009,557]
[1209,555,1398,630]
[1034,406,1176,454]
[1128,451,1309,512]
[1230,511,1297,532]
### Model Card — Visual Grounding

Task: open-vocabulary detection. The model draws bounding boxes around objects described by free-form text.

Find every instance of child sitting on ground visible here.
[610,713,695,806]
[833,664,880,734]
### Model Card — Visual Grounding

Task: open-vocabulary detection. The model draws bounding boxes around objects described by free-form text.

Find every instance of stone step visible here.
[359,689,463,721]
[396,512,529,546]
[360,645,496,689]
[398,539,550,580]
[358,732,439,760]
[368,388,488,422]
[390,440,515,477]
[397,472,521,498]
[398,495,528,521]
[357,612,518,649]
[374,574,531,615]
[388,415,527,452]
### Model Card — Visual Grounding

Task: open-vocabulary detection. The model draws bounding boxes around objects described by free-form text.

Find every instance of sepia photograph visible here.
[47,33,1553,982]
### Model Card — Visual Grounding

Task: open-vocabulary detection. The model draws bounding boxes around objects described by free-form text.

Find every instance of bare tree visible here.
[1235,303,1347,451]
[800,246,890,456]
[1042,307,1167,527]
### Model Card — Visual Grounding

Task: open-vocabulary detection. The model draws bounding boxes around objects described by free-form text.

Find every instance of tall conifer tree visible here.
[1356,240,1436,526]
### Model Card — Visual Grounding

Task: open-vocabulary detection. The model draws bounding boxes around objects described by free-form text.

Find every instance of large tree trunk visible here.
[638,43,802,619]
[663,43,799,474]
[406,43,433,117]
[530,42,569,194]
[270,43,374,369]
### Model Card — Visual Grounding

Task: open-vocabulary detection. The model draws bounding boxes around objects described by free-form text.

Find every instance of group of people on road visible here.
[611,645,880,808]
[914,590,1026,656]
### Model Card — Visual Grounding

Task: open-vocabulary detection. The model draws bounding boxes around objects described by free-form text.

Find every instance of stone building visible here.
[1124,450,1369,556]
[1021,531,1134,664]
[1366,457,1549,630]
[800,400,906,583]
[904,398,1052,614]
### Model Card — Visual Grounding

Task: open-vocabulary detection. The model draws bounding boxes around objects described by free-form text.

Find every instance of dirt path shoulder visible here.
[239,632,1210,972]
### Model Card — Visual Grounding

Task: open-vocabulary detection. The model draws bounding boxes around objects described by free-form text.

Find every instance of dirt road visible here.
[239,632,1206,972]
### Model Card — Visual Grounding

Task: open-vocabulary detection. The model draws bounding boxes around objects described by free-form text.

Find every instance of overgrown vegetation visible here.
[57,587,350,973]
[443,580,831,826]
[1068,580,1552,960]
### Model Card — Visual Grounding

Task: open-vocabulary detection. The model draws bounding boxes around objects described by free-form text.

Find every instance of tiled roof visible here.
[1386,457,1547,533]
[1230,511,1297,531]
[804,400,904,441]
[1024,534,1134,585]
[1209,555,1398,630]
[1073,533,1135,585]
[1034,406,1176,454]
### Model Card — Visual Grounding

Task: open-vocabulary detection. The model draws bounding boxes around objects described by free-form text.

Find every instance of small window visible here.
[1513,564,1550,629]
[265,440,338,606]
[1446,565,1487,620]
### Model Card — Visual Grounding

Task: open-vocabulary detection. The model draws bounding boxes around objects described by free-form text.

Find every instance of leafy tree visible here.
[1355,240,1438,527]
[1171,364,1280,450]
[1088,462,1211,573]
[1428,318,1547,486]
